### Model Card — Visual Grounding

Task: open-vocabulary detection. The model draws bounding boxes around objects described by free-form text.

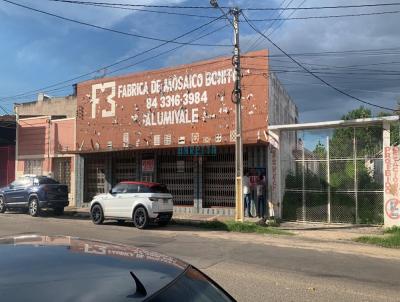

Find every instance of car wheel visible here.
[91,204,104,225]
[54,207,64,216]
[0,196,6,213]
[133,206,148,229]
[29,197,40,217]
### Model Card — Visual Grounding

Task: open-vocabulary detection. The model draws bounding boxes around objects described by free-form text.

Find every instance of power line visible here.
[243,2,400,11]
[244,0,293,52]
[249,0,307,51]
[242,12,396,111]
[265,0,307,37]
[47,0,400,11]
[47,0,217,18]
[1,0,230,47]
[1,24,231,105]
[47,0,218,9]
[0,13,226,101]
[244,9,400,21]
[241,47,400,58]
[107,25,230,76]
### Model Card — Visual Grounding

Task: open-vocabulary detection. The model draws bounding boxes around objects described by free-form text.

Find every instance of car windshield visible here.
[149,185,169,194]
[37,177,59,185]
[150,266,233,302]
[11,177,33,187]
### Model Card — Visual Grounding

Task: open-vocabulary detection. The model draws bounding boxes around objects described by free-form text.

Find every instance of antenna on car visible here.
[129,271,147,297]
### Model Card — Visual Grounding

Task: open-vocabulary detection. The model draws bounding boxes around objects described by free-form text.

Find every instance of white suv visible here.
[90,181,173,229]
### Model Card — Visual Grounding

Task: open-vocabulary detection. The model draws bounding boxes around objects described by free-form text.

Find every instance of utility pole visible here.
[232,7,244,222]
[210,1,243,222]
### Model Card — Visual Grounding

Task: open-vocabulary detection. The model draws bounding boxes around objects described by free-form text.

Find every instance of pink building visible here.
[15,94,77,205]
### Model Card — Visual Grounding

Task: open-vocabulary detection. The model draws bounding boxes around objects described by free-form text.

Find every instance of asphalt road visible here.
[0,211,399,302]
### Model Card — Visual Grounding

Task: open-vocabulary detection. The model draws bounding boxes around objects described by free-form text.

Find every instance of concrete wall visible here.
[75,50,269,153]
[268,72,298,217]
[15,94,77,118]
[16,116,77,206]
[268,72,298,126]
[50,118,76,154]
[18,117,50,158]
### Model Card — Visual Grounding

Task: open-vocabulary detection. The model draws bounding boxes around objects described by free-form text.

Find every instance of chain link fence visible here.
[281,124,388,224]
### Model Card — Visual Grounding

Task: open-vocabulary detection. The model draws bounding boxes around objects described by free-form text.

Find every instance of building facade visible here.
[0,115,16,187]
[71,50,298,214]
[15,94,78,205]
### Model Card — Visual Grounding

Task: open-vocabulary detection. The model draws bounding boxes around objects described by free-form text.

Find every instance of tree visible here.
[329,106,382,158]
[313,140,326,159]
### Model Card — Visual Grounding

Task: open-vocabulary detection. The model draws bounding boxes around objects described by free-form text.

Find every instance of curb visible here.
[64,210,90,219]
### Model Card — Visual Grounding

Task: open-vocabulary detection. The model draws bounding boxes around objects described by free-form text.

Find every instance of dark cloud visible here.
[237,0,400,121]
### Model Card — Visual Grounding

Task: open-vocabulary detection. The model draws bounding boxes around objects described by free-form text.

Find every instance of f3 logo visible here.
[91,81,116,118]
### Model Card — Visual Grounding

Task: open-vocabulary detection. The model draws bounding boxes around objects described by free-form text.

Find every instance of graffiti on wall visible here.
[384,146,400,222]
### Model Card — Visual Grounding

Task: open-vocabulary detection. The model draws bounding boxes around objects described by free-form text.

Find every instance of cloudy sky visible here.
[1,0,399,122]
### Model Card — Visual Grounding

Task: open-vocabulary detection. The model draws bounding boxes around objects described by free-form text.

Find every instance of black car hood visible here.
[0,235,188,302]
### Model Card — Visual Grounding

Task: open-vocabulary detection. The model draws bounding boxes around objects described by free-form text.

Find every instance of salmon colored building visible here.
[13,51,297,214]
[15,94,78,205]
[72,50,298,214]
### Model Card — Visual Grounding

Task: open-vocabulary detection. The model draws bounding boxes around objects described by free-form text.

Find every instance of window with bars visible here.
[53,158,71,192]
[24,160,43,175]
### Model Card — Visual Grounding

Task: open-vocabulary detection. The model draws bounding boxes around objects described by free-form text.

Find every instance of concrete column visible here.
[353,128,359,224]
[194,156,203,212]
[105,156,112,192]
[326,136,331,223]
[74,155,84,207]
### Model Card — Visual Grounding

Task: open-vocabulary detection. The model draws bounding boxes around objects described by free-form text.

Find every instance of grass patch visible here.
[173,219,293,235]
[355,226,400,248]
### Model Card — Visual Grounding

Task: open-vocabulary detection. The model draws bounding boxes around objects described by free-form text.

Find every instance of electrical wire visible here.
[244,0,292,52]
[242,12,396,111]
[249,0,306,52]
[47,0,217,18]
[1,0,230,47]
[265,0,306,37]
[107,25,230,76]
[243,2,400,11]
[47,0,400,11]
[0,13,227,102]
[241,47,400,58]
[0,24,231,106]
[244,9,400,21]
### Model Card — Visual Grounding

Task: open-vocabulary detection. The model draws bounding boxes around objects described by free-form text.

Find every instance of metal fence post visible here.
[326,136,331,223]
[353,128,359,224]
[302,134,306,221]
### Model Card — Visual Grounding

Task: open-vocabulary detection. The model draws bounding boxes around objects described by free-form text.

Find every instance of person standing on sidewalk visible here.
[256,175,266,218]
[243,171,252,217]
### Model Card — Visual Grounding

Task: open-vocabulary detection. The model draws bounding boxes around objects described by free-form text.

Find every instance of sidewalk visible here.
[63,207,400,259]
[64,207,384,241]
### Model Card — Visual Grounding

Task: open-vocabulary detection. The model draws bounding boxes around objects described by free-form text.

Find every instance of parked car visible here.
[90,181,173,229]
[0,235,235,301]
[0,175,69,216]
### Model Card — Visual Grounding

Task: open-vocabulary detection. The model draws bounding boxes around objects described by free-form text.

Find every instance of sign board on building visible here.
[76,50,269,152]
[383,146,400,226]
[141,159,154,173]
